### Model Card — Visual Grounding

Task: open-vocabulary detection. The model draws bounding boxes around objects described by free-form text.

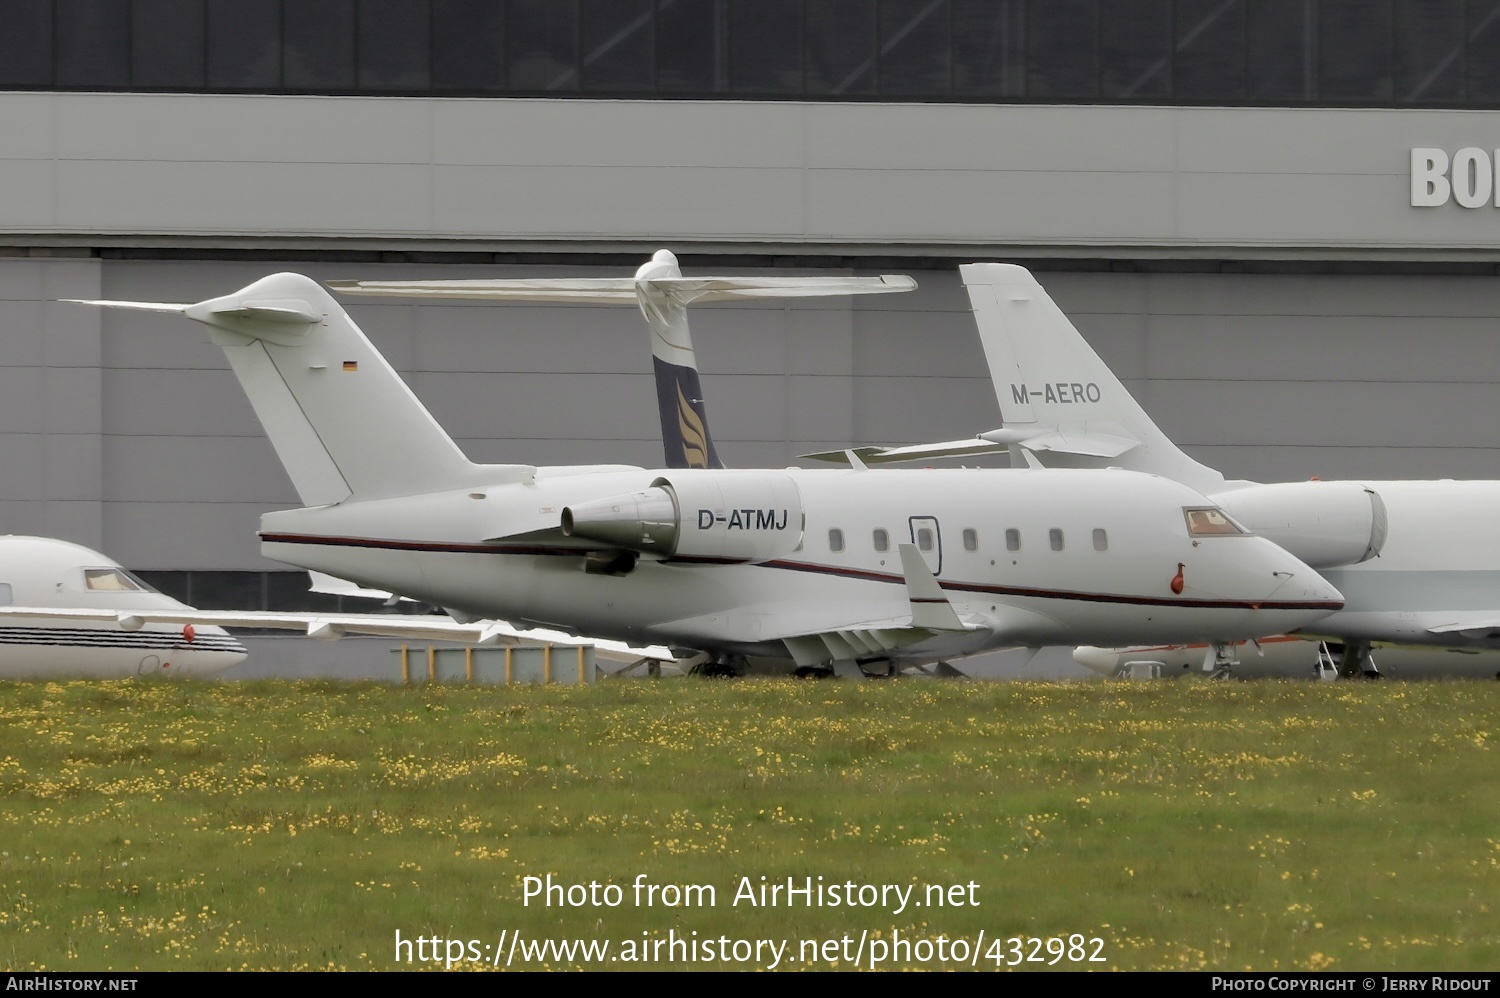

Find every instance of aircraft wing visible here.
[777,619,940,666]
[800,425,1138,465]
[800,439,1008,465]
[326,275,915,304]
[1425,616,1500,641]
[0,608,675,664]
[661,545,982,667]
[659,604,963,667]
[773,611,989,668]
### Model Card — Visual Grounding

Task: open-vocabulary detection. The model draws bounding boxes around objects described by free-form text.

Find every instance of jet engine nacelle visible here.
[1213,481,1387,569]
[561,471,804,563]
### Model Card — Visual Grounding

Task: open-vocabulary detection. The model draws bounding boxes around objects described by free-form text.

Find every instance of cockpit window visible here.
[1184,508,1245,537]
[84,568,144,592]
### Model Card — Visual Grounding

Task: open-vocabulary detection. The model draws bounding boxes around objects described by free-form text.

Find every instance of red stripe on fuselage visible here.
[259,532,1343,613]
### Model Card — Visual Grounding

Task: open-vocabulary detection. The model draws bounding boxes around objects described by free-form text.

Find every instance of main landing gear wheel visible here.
[690,655,747,678]
[1202,642,1239,679]
[1336,640,1380,679]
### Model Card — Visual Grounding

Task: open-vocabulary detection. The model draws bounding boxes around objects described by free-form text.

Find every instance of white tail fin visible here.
[960,263,1226,493]
[630,251,723,469]
[329,250,916,470]
[68,273,530,504]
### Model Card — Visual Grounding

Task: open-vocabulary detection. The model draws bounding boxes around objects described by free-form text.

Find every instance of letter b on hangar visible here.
[1411,147,1500,207]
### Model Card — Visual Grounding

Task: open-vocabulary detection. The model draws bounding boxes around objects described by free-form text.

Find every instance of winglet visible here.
[897,543,966,631]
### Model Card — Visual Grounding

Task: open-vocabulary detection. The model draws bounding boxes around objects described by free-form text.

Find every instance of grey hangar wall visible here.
[0,93,1496,579]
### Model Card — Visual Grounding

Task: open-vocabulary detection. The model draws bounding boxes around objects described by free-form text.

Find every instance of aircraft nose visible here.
[186,625,249,673]
[1261,544,1344,612]
[1305,573,1344,608]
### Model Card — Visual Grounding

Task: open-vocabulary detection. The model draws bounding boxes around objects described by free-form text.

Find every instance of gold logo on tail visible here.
[676,383,709,469]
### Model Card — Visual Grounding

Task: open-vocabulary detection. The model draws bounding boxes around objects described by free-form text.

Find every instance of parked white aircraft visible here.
[0,535,247,678]
[820,263,1500,676]
[66,273,1344,677]
[0,536,672,677]
[332,250,945,674]
[1074,638,1500,681]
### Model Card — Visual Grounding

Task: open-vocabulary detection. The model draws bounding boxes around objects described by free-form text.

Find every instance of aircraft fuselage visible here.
[259,466,1342,665]
[0,536,247,679]
[1304,480,1500,648]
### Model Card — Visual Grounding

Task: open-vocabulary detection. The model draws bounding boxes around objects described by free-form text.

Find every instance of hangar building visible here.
[1,1,1497,639]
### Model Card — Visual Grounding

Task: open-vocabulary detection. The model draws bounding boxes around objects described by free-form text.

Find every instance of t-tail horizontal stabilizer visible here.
[329,250,915,471]
[66,274,534,506]
[326,253,916,306]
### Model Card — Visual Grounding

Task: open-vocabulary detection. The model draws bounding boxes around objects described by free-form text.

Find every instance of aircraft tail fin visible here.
[330,250,915,471]
[68,274,529,505]
[632,250,723,469]
[960,263,1225,492]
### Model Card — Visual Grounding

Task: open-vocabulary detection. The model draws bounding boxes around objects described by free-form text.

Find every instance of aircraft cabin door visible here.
[908,516,942,575]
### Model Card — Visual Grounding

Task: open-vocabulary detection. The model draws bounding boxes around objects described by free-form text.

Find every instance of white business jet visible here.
[64,272,1343,677]
[0,535,247,678]
[818,264,1500,677]
[329,250,907,673]
[0,534,672,672]
[0,536,672,677]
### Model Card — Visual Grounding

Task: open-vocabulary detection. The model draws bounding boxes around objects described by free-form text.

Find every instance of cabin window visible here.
[1049,528,1064,551]
[0,583,10,606]
[873,528,889,552]
[1184,507,1245,537]
[962,528,978,551]
[84,568,143,592]
[1093,528,1108,551]
[1006,528,1020,551]
[916,527,934,551]
[829,528,845,552]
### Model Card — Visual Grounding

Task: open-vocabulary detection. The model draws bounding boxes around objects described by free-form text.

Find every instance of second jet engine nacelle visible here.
[561,470,804,563]
[1213,481,1387,569]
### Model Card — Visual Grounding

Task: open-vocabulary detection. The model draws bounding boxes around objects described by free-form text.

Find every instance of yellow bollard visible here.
[577,646,586,684]
[504,646,512,685]
[543,644,551,684]
[465,646,473,684]
[427,645,435,682]
[400,644,410,684]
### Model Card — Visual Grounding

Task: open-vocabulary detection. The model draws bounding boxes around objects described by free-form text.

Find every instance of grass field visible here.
[0,677,1496,972]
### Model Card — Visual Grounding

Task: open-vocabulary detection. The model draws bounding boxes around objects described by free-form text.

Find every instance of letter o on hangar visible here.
[1452,147,1494,208]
